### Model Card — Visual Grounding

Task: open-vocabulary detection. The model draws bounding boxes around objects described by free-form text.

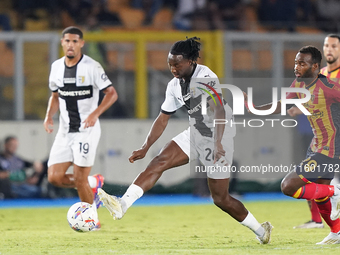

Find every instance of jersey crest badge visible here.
[78,76,85,84]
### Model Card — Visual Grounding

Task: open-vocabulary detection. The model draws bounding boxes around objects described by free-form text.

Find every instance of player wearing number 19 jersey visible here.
[43,27,118,229]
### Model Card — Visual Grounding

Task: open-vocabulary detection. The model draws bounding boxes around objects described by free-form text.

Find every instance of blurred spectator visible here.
[173,0,209,30]
[0,14,12,31]
[60,0,93,27]
[0,136,43,199]
[99,97,128,118]
[131,0,164,25]
[0,13,13,49]
[13,0,60,29]
[163,0,178,11]
[91,0,121,27]
[83,15,109,69]
[296,0,314,25]
[257,0,297,32]
[208,0,246,30]
[314,0,340,33]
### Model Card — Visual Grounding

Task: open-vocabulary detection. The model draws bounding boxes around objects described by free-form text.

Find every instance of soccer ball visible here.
[67,202,98,232]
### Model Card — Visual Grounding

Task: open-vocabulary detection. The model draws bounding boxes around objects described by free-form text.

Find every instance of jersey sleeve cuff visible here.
[100,84,113,91]
[161,109,176,115]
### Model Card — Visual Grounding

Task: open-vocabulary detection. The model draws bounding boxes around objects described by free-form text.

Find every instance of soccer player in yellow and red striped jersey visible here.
[245,46,340,244]
[320,34,340,81]
[290,35,340,230]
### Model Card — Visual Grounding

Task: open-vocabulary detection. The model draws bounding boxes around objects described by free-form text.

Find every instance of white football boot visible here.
[293,220,324,229]
[256,222,273,244]
[316,231,340,244]
[97,188,124,220]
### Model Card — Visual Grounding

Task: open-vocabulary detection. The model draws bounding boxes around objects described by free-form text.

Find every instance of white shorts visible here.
[172,127,234,179]
[48,123,101,167]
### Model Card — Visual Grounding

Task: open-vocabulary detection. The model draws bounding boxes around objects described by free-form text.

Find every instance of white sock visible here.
[92,201,99,220]
[92,201,99,221]
[121,184,144,213]
[88,176,96,188]
[88,176,98,220]
[240,211,264,237]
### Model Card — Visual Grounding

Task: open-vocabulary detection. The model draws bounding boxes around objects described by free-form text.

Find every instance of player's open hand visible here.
[44,117,54,133]
[83,113,98,128]
[129,148,147,163]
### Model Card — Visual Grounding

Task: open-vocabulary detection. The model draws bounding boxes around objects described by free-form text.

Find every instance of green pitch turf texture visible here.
[1,200,340,254]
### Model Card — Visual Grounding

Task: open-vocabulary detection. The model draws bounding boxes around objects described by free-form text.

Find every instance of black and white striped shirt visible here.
[49,54,112,133]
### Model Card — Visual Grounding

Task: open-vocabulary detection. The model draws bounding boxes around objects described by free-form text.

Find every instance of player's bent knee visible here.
[212,193,230,209]
[281,179,295,197]
[47,171,60,186]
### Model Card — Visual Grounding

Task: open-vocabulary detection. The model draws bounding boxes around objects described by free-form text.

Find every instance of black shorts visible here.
[296,149,340,182]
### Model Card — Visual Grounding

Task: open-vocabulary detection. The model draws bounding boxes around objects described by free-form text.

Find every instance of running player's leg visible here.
[208,178,272,244]
[48,162,102,199]
[73,164,93,204]
[73,164,102,230]
[47,132,74,188]
[314,178,340,244]
[281,166,336,200]
[281,170,339,218]
[294,200,324,229]
[294,147,324,229]
[309,200,323,226]
[99,140,189,219]
[197,129,271,244]
[124,141,188,210]
[281,156,340,244]
[208,178,247,221]
[47,162,73,188]
[72,124,102,204]
[133,141,188,191]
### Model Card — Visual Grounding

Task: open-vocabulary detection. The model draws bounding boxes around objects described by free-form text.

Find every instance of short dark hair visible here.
[62,26,83,39]
[170,37,201,62]
[326,34,340,42]
[299,45,322,67]
[4,136,17,144]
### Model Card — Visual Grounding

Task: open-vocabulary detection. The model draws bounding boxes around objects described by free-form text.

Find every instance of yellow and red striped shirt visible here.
[320,66,340,80]
[287,74,340,158]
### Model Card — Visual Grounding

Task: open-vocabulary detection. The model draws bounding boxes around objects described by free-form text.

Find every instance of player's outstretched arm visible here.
[129,112,171,163]
[83,86,118,128]
[44,92,59,133]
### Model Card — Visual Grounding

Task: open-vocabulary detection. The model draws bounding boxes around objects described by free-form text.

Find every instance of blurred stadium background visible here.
[0,0,333,197]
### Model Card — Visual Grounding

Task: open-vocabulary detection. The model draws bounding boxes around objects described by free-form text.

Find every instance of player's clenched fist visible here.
[129,148,147,163]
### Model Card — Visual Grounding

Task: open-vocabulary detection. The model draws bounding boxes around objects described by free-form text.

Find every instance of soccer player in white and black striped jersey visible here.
[43,27,118,229]
[98,37,272,244]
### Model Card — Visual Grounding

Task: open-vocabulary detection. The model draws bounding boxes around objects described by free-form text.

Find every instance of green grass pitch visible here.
[1,200,340,254]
